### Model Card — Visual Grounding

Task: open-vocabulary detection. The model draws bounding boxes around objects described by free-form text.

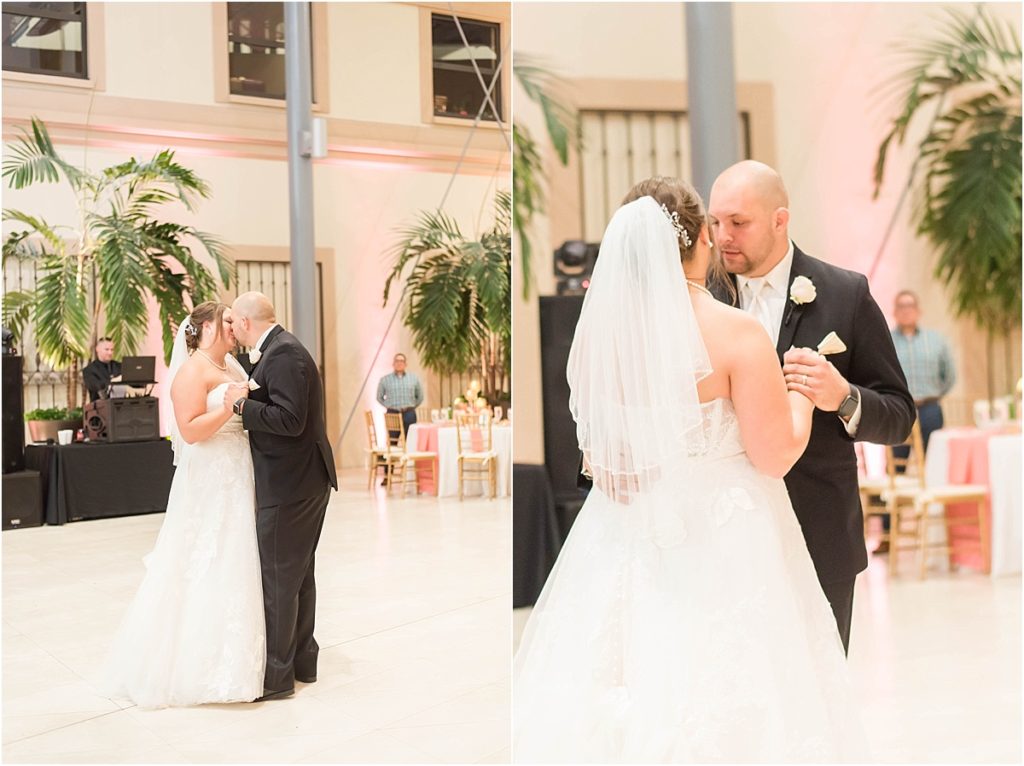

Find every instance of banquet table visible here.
[924,426,1022,577]
[403,422,512,498]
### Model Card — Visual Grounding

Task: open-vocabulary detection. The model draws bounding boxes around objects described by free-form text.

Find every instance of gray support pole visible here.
[685,2,740,202]
[284,2,317,358]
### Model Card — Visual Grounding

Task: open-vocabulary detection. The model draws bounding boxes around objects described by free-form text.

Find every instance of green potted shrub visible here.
[24,406,83,444]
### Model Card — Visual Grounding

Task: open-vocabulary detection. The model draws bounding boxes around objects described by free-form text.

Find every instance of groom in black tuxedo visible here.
[708,161,915,653]
[225,292,338,700]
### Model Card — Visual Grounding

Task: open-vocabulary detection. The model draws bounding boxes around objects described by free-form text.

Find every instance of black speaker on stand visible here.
[2,355,25,474]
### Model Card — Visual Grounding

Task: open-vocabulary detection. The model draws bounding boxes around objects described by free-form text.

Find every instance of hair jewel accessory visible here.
[184,319,199,337]
[659,203,693,248]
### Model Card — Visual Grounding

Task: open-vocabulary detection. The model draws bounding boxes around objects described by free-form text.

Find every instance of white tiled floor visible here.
[3,469,511,764]
[513,545,1022,763]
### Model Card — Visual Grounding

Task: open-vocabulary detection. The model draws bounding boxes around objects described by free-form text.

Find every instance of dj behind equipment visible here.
[83,352,161,443]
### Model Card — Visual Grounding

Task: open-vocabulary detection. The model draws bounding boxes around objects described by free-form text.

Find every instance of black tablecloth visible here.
[513,463,563,609]
[24,440,175,525]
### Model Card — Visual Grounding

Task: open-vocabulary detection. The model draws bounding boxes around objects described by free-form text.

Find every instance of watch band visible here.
[233,397,246,416]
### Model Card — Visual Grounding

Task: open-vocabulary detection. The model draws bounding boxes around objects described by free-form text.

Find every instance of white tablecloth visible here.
[924,429,1022,577]
[406,423,512,499]
[989,435,1022,577]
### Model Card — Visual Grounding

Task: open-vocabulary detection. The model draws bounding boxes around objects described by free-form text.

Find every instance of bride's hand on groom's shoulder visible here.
[783,347,850,411]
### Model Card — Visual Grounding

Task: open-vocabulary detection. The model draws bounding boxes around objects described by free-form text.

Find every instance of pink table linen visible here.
[942,426,1019,572]
[413,423,485,495]
[414,424,441,495]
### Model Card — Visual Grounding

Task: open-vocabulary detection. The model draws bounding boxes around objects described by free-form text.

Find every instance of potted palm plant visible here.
[2,117,233,412]
[873,7,1022,399]
[383,192,511,407]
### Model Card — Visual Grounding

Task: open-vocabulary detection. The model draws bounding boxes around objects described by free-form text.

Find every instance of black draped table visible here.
[513,463,563,608]
[24,440,175,525]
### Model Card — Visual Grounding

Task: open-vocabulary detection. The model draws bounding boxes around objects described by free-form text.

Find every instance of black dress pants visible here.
[258,486,331,693]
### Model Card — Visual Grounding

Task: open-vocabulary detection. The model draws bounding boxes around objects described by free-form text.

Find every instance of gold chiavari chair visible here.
[364,410,401,491]
[455,412,497,500]
[860,420,926,563]
[383,412,437,499]
[877,420,989,577]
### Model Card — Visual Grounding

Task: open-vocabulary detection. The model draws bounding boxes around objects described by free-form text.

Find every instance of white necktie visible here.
[745,278,775,343]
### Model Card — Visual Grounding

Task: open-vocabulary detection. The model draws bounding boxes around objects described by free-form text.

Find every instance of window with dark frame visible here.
[227,2,313,101]
[2,2,88,79]
[431,13,502,123]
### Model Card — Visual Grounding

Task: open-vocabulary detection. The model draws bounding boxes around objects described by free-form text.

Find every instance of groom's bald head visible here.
[231,292,276,346]
[708,160,792,278]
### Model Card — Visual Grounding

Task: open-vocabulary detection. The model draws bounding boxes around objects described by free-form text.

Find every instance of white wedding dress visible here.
[513,197,867,763]
[101,375,265,709]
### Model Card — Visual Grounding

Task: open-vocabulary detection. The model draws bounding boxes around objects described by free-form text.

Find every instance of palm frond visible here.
[1,117,87,191]
[1,289,34,345]
[32,253,91,367]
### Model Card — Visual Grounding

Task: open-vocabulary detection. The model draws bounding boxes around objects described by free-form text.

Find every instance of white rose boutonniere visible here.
[789,276,817,305]
[248,348,262,365]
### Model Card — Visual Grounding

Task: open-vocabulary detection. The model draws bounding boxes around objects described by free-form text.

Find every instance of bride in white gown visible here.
[513,183,868,762]
[102,302,265,708]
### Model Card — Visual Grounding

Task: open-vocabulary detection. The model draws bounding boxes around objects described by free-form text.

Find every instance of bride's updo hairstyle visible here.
[184,301,229,354]
[621,176,734,301]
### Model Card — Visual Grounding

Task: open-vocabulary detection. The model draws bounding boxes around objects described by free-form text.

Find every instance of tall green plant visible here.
[383,192,511,401]
[2,118,232,409]
[873,7,1022,396]
[513,58,579,299]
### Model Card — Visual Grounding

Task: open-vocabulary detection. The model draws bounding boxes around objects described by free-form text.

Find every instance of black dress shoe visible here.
[254,687,295,702]
[295,674,317,684]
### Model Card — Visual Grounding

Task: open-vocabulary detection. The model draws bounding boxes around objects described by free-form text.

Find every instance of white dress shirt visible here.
[736,241,795,347]
[736,242,861,435]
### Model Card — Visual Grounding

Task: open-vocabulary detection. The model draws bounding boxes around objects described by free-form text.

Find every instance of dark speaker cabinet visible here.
[84,397,161,443]
[2,470,43,529]
[2,356,25,473]
[539,295,586,505]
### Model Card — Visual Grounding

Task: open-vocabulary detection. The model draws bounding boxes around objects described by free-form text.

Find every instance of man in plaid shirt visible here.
[377,352,424,439]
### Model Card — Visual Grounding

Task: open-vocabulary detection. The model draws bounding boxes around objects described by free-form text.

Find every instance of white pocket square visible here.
[246,378,261,391]
[817,331,847,356]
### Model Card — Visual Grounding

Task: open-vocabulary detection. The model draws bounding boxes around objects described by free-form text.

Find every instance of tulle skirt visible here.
[100,430,266,708]
[513,454,868,763]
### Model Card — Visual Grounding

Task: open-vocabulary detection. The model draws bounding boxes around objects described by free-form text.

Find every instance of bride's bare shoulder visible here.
[698,297,763,333]
[170,356,205,396]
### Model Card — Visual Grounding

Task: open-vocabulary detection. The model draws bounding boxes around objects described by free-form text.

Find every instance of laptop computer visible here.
[120,356,156,385]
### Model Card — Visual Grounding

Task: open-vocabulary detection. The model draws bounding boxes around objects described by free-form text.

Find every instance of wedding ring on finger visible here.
[802,374,808,386]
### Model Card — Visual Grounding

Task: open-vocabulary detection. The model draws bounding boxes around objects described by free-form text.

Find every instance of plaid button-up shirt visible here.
[376,371,424,410]
[890,326,956,401]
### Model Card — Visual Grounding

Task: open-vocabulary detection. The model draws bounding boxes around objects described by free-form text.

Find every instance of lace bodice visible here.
[694,398,744,460]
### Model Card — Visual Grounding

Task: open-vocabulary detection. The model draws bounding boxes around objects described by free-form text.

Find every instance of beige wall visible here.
[2,2,511,467]
[514,1,1022,463]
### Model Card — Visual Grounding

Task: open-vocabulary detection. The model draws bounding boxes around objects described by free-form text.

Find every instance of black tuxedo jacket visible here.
[712,244,915,582]
[241,326,338,507]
